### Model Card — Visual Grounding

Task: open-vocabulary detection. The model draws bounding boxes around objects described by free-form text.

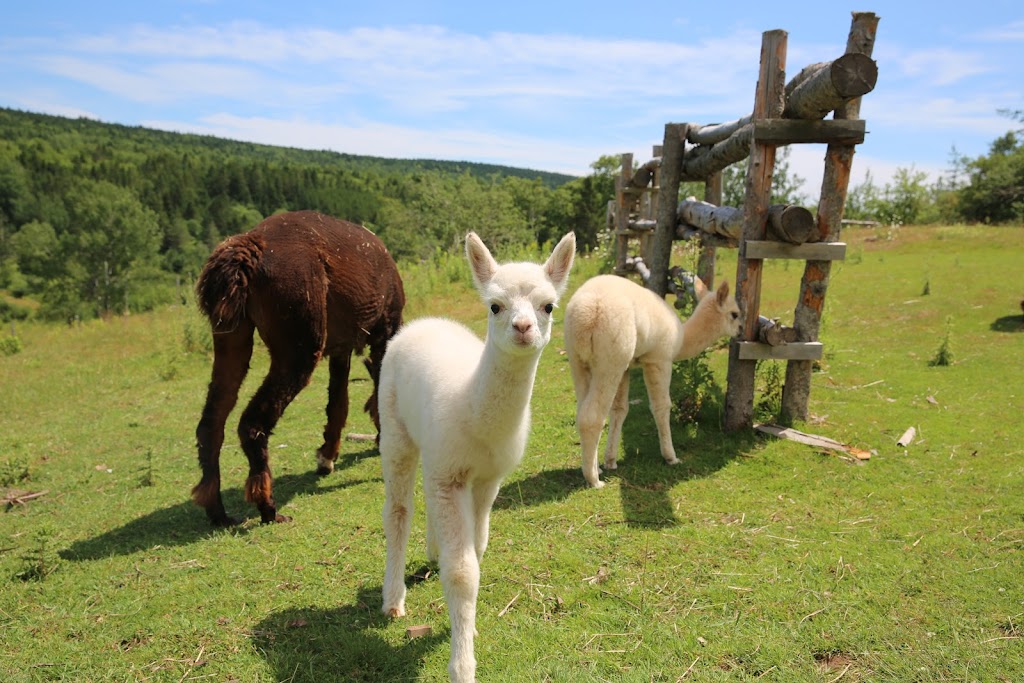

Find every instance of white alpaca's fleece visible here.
[564,274,741,488]
[379,231,576,683]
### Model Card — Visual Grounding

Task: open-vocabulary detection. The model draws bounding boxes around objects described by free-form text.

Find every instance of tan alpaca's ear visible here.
[544,232,576,295]
[693,276,708,301]
[466,232,498,288]
[715,280,731,306]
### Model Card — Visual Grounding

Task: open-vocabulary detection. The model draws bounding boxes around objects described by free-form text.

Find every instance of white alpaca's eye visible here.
[490,303,501,315]
[543,303,554,314]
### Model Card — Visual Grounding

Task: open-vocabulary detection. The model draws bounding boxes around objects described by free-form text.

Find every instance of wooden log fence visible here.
[608,11,879,430]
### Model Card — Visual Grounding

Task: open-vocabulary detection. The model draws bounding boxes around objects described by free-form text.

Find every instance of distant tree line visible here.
[0,108,613,322]
[0,107,1020,323]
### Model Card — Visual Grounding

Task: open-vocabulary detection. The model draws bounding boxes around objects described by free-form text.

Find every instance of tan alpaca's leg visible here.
[577,378,617,488]
[603,371,631,470]
[430,484,479,683]
[642,361,679,465]
[381,432,418,618]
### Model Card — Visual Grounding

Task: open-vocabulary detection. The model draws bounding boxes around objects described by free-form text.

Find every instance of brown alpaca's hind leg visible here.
[317,352,352,475]
[238,350,320,523]
[194,322,254,527]
[363,336,388,437]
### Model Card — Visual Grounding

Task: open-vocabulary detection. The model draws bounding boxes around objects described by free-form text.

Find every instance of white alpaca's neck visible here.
[469,340,541,434]
[674,299,722,361]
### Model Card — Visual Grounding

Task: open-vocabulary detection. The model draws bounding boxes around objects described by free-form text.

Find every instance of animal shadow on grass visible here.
[494,368,756,527]
[990,314,1024,333]
[252,585,445,683]
[613,368,757,527]
[61,452,378,561]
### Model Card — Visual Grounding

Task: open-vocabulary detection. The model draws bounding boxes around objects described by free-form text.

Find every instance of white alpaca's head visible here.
[466,232,576,357]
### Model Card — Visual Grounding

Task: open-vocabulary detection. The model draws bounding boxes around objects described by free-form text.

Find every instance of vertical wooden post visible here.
[649,123,686,297]
[613,153,634,275]
[697,171,722,288]
[782,12,879,423]
[724,29,788,432]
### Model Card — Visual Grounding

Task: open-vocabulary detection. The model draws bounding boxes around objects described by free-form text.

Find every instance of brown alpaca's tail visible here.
[195,232,266,331]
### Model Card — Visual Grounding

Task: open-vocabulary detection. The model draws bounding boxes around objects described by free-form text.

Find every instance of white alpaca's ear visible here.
[466,232,498,288]
[715,280,731,306]
[544,232,576,294]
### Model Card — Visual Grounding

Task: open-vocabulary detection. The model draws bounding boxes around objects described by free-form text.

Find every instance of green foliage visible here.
[754,360,784,422]
[14,524,61,582]
[0,455,30,487]
[929,315,955,367]
[0,333,21,356]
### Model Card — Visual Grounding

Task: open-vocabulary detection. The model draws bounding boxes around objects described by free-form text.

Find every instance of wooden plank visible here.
[754,119,865,144]
[737,341,822,360]
[744,241,847,261]
[754,423,871,460]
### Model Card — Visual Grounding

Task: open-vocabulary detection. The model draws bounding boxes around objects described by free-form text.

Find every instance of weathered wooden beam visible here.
[676,225,738,248]
[724,29,787,432]
[783,11,880,423]
[697,172,722,289]
[678,198,815,244]
[744,241,847,261]
[757,316,799,346]
[687,115,752,146]
[680,123,753,181]
[754,119,866,145]
[650,124,687,298]
[737,341,823,361]
[783,53,878,120]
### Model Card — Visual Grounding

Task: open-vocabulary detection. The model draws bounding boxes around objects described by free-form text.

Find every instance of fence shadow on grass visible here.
[61,452,379,561]
[990,314,1024,333]
[252,585,445,683]
[494,369,758,527]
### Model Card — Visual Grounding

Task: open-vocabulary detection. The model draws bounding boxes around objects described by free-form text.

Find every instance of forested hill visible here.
[0,108,575,187]
[0,107,613,323]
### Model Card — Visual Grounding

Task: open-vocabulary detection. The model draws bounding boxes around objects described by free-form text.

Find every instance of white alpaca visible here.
[564,275,741,488]
[379,231,576,683]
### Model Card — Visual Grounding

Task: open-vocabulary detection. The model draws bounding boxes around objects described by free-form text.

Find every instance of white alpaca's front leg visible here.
[642,362,679,465]
[430,485,480,683]
[381,449,418,618]
[472,479,501,560]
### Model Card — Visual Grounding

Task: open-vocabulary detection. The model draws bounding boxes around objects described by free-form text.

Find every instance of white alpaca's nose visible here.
[513,318,534,335]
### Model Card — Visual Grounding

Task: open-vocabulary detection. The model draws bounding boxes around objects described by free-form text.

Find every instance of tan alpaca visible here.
[564,275,741,488]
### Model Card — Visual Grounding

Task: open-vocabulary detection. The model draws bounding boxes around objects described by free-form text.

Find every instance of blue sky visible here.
[2,1,1022,199]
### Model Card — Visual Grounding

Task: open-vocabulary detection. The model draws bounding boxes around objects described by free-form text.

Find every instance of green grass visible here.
[1,226,1023,682]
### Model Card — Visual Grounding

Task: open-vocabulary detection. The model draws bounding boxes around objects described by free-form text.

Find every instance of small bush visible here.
[0,334,22,356]
[754,360,784,422]
[0,456,30,487]
[16,524,61,582]
[929,316,955,367]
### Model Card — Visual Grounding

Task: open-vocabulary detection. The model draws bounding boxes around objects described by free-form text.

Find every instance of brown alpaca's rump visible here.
[192,211,405,527]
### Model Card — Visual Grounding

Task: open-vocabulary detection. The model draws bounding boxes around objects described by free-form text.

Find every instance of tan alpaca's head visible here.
[702,280,741,339]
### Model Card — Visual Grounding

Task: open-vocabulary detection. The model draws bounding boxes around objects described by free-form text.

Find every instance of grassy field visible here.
[1,225,1022,682]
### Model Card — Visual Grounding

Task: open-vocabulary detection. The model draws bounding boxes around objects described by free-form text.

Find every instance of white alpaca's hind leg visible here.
[381,435,418,618]
[603,371,631,470]
[642,361,679,465]
[430,484,480,683]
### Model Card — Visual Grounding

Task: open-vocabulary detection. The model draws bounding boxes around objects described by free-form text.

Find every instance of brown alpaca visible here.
[192,211,405,526]
[564,275,740,487]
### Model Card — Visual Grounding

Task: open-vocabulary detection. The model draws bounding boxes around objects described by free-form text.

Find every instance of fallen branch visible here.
[896,427,916,447]
[754,424,870,460]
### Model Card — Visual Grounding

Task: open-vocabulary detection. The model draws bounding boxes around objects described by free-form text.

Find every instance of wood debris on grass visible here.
[896,426,916,447]
[754,424,871,461]
[3,488,48,508]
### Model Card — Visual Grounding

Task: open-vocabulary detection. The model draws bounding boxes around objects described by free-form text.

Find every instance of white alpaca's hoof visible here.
[383,605,405,618]
[664,456,680,465]
[589,478,606,489]
[603,460,618,471]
